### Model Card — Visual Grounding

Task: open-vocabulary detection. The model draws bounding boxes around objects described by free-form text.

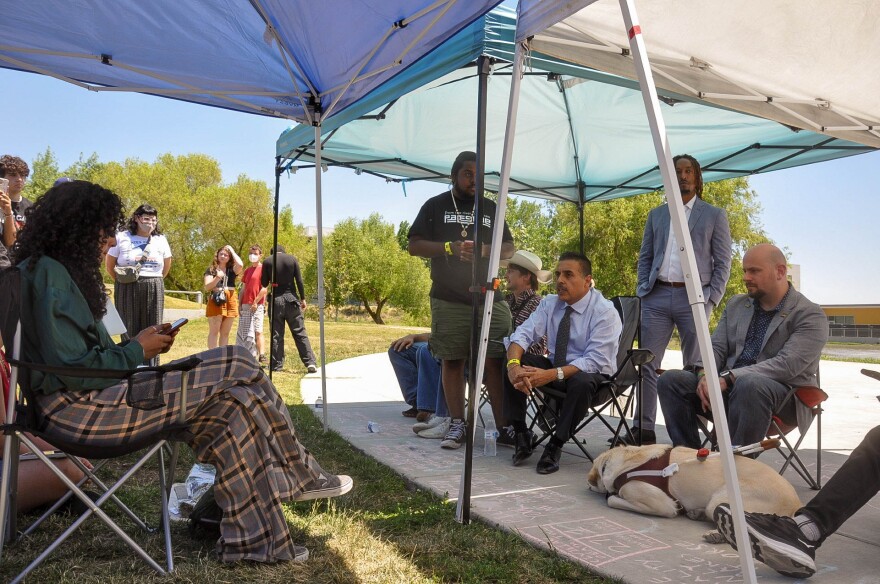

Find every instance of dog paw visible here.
[686,509,708,521]
[702,530,727,544]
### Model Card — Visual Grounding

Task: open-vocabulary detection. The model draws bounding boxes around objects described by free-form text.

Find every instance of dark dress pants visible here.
[503,353,606,441]
[270,295,316,370]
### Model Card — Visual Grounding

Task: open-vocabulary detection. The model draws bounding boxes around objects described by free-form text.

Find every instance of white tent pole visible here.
[617,1,756,581]
[455,44,526,523]
[314,123,329,432]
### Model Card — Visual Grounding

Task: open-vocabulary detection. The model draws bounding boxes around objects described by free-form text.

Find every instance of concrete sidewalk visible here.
[302,352,880,583]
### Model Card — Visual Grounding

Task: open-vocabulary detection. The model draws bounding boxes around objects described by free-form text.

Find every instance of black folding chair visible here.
[0,267,201,582]
[528,296,654,461]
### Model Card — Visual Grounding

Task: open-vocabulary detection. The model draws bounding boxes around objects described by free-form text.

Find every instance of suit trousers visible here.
[800,425,880,544]
[270,295,316,370]
[657,369,796,452]
[503,353,606,442]
[636,285,712,431]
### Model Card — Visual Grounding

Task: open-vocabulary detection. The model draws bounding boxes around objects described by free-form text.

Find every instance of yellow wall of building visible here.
[823,306,880,325]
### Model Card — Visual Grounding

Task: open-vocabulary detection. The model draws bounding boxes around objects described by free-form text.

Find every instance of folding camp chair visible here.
[528,296,654,461]
[766,384,827,490]
[695,375,826,490]
[0,267,201,582]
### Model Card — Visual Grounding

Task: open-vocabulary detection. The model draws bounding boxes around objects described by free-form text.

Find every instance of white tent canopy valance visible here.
[517,0,880,148]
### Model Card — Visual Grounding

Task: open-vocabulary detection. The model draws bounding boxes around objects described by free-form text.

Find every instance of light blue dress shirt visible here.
[506,289,622,375]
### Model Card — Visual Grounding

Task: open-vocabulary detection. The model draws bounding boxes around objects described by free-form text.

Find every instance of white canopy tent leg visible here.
[314,124,329,432]
[618,0,756,581]
[455,46,526,523]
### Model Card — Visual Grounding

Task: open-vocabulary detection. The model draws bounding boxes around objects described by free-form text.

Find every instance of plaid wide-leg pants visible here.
[34,345,324,563]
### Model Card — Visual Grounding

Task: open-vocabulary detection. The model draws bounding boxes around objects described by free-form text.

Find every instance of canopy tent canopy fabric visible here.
[0,0,502,126]
[277,5,874,203]
[517,0,880,149]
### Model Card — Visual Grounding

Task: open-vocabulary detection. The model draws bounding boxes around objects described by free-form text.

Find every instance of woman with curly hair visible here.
[15,181,352,563]
[105,204,173,365]
[204,245,243,348]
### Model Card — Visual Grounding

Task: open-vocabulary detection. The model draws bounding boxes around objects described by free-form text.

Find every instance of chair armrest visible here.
[7,355,203,380]
[627,349,655,367]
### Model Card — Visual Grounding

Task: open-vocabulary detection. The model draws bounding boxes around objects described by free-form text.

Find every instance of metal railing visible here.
[165,290,203,306]
[828,324,880,339]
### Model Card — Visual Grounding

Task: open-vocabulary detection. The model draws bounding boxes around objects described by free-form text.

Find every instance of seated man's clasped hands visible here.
[504,252,621,475]
[658,243,827,452]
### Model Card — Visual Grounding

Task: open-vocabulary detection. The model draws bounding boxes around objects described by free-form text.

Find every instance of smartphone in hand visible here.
[163,318,189,334]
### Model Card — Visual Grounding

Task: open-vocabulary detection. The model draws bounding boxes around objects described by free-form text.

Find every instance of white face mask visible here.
[248,254,260,263]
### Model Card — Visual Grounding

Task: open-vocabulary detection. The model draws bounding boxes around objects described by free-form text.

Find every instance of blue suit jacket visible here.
[636,197,732,307]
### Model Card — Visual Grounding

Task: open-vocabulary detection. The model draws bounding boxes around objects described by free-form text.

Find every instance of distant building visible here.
[822,304,880,344]
[787,263,801,290]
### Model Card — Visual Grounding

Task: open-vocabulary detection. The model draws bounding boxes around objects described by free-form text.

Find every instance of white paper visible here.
[102,297,127,336]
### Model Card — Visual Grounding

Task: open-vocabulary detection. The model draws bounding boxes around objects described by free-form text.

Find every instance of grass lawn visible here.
[1,317,615,583]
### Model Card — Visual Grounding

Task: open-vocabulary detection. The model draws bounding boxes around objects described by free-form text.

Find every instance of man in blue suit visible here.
[630,154,732,444]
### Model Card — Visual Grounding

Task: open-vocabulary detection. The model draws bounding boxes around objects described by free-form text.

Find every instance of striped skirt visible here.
[34,345,324,563]
[114,276,164,366]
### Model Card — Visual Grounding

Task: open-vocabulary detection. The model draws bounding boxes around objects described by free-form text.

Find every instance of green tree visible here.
[23,147,59,200]
[93,154,274,292]
[395,220,410,252]
[63,152,105,183]
[324,214,430,324]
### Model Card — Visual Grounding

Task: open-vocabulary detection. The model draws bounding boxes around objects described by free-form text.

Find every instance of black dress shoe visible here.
[511,431,534,466]
[536,442,562,474]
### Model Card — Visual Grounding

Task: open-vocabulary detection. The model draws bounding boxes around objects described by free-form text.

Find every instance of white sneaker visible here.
[417,417,451,439]
[440,418,467,449]
[413,414,445,434]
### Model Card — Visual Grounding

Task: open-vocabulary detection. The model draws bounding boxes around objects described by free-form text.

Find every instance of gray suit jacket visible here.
[708,287,828,433]
[637,198,732,306]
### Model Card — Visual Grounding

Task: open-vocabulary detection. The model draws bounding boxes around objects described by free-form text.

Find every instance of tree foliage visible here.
[324,214,430,324]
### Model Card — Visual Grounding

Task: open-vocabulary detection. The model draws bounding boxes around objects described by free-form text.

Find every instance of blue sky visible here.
[3,67,878,304]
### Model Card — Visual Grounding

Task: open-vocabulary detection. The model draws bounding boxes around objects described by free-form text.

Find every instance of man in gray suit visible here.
[658,243,827,450]
[630,154,732,444]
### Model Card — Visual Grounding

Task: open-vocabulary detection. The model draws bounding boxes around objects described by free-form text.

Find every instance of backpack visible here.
[188,485,222,535]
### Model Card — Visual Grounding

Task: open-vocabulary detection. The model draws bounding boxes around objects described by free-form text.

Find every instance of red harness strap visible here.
[611,448,678,499]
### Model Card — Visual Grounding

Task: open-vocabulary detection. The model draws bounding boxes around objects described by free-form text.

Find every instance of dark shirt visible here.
[261,253,306,300]
[408,190,513,305]
[733,286,792,369]
[204,266,238,289]
[0,197,32,238]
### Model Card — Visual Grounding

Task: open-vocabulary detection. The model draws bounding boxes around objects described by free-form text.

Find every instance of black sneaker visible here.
[714,504,817,578]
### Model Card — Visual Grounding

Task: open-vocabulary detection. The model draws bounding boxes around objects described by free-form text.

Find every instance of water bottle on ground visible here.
[367,421,381,433]
[484,418,498,457]
[315,396,323,409]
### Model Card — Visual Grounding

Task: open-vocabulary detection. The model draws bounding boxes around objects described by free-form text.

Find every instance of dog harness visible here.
[611,449,680,498]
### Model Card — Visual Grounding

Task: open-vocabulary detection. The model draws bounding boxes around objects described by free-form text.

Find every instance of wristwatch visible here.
[556,367,564,381]
[719,370,735,388]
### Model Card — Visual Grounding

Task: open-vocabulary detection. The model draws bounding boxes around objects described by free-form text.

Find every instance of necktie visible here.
[554,306,573,367]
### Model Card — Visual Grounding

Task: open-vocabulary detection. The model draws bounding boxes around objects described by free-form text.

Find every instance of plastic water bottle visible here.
[484,419,498,457]
[315,396,323,409]
[367,421,381,433]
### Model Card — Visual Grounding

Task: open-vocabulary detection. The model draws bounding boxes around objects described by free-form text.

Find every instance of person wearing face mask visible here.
[236,244,268,363]
[105,204,173,366]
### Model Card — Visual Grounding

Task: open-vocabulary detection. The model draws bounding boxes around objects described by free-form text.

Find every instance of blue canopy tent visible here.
[0,0,504,438]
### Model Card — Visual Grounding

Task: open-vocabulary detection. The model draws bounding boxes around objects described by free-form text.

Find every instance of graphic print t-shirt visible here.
[408,191,513,305]
[108,231,172,278]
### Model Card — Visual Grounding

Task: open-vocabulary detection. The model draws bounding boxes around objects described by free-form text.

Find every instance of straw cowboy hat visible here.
[500,250,553,285]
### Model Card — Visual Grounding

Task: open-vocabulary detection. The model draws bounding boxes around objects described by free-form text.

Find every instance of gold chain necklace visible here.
[449,190,473,239]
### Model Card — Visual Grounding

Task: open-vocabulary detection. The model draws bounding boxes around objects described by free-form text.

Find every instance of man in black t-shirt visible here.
[261,245,317,373]
[408,151,515,450]
[0,155,34,247]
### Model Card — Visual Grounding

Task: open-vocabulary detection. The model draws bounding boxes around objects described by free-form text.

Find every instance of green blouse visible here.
[19,256,144,394]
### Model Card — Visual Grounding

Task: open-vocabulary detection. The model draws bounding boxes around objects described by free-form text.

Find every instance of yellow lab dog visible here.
[587,444,802,542]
